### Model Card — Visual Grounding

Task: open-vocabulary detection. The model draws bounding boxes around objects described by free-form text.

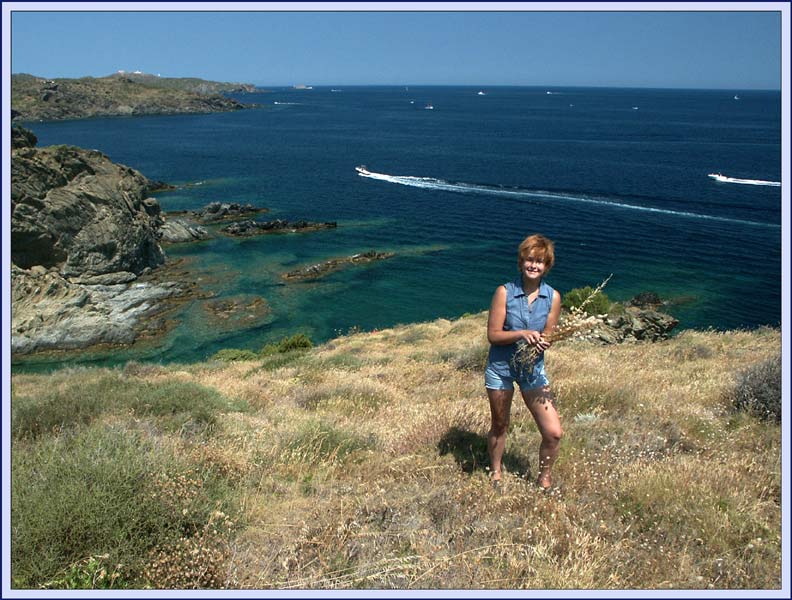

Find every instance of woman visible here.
[484,233,563,491]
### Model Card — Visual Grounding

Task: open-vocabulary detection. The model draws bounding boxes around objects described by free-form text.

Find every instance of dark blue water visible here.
[16,86,782,369]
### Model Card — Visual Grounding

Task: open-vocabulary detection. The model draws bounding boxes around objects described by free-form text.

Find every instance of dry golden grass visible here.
[12,314,782,590]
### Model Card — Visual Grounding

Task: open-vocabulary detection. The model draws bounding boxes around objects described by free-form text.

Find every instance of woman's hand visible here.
[521,330,552,352]
[521,330,543,346]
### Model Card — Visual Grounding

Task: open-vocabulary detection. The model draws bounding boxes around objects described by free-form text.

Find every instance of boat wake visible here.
[356,166,778,228]
[708,173,780,187]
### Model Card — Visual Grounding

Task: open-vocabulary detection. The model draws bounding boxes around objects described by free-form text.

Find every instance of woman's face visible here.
[520,253,546,282]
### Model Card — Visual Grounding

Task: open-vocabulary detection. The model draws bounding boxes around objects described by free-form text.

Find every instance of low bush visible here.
[12,424,238,588]
[727,354,781,422]
[211,349,260,362]
[261,334,313,356]
[11,375,243,438]
[562,286,611,316]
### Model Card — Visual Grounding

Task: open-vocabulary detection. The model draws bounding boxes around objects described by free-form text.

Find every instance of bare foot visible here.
[537,473,552,490]
[491,471,503,493]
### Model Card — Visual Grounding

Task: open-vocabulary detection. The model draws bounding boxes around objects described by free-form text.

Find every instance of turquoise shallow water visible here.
[15,86,782,370]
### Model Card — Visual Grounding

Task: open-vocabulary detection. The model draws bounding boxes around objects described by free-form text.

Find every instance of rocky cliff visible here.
[11,126,184,355]
[12,129,165,277]
[11,73,255,121]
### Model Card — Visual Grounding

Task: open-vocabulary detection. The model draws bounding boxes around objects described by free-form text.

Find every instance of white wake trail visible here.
[356,167,779,229]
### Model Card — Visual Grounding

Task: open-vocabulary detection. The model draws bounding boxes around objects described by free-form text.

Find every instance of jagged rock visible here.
[187,202,269,223]
[283,251,395,281]
[9,126,193,355]
[594,306,679,345]
[12,126,37,149]
[221,219,337,237]
[11,264,182,354]
[11,130,165,277]
[160,218,211,243]
[69,271,138,285]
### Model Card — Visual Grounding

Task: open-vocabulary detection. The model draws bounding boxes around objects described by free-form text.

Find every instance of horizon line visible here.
[10,73,781,93]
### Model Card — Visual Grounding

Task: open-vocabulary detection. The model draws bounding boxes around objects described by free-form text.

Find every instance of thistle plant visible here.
[512,274,613,374]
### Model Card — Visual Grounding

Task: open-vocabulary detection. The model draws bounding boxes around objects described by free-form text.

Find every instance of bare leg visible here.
[521,386,563,489]
[487,388,514,482]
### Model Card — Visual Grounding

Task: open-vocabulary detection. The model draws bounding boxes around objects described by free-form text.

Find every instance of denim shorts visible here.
[485,361,550,391]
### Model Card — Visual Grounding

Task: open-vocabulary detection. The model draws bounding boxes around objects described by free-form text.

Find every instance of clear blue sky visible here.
[9,7,782,89]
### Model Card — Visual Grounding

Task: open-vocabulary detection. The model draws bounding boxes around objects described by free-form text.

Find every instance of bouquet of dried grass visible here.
[511,274,613,374]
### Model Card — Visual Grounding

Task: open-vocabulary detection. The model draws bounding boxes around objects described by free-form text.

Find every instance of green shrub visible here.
[260,333,313,356]
[12,374,245,439]
[562,286,611,316]
[211,348,260,362]
[728,354,781,422]
[11,424,237,588]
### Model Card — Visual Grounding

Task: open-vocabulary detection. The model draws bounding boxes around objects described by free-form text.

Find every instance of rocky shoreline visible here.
[11,73,257,122]
[10,126,200,356]
[10,124,683,361]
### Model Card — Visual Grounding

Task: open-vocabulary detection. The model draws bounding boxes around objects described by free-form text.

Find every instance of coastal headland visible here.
[11,72,257,121]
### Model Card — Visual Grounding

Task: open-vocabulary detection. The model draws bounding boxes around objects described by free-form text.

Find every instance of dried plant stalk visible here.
[511,274,613,374]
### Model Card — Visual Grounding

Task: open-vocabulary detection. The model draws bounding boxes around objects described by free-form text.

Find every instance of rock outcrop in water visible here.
[220,219,337,237]
[159,219,211,243]
[283,251,396,281]
[187,201,269,224]
[10,125,188,356]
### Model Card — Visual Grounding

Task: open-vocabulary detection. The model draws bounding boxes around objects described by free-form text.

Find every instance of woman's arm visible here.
[487,286,543,346]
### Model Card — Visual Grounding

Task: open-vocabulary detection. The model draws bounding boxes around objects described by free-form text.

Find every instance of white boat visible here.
[355,165,371,175]
[734,95,740,100]
[477,91,486,96]
[708,172,780,186]
[424,104,434,110]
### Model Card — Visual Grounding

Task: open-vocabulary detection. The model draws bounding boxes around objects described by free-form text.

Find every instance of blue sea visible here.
[16,86,782,369]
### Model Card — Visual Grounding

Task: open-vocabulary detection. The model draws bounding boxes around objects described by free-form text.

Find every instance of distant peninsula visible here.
[11,72,258,121]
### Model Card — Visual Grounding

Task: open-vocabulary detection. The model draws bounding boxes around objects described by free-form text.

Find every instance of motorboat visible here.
[477,91,486,96]
[708,172,780,186]
[424,104,434,110]
[355,165,371,175]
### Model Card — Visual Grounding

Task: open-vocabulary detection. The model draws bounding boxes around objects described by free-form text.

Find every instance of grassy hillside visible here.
[10,313,781,590]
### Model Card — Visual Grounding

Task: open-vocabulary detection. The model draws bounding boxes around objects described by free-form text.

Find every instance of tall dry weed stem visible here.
[512,274,612,374]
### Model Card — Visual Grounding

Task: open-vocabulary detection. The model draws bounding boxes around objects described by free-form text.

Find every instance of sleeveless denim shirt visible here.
[487,278,555,377]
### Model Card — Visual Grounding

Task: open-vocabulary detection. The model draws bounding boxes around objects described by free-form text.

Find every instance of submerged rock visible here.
[283,251,396,281]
